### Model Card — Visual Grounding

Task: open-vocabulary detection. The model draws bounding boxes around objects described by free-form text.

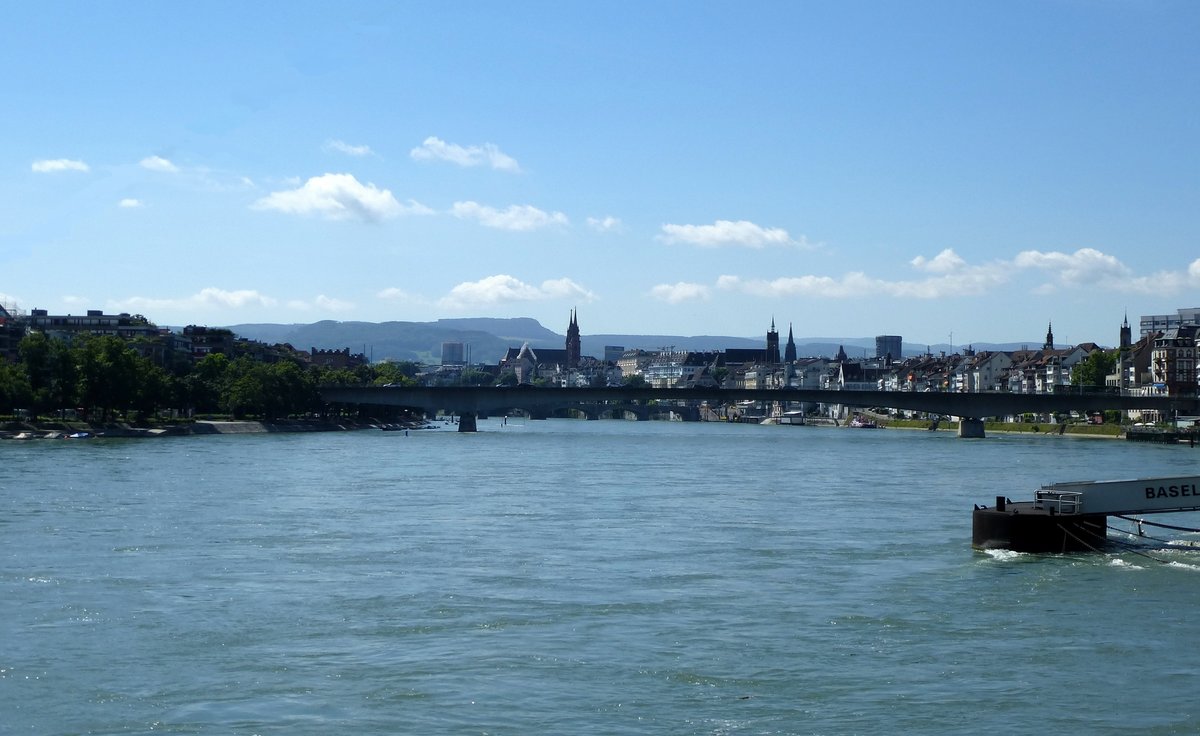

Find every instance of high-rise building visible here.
[875,335,902,362]
[441,341,465,365]
[1140,307,1200,337]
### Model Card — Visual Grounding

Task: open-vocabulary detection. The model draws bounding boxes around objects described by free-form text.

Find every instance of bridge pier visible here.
[958,417,985,438]
[457,412,477,432]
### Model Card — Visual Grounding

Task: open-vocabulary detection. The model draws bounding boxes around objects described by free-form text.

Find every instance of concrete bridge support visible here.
[958,418,985,438]
[458,412,477,432]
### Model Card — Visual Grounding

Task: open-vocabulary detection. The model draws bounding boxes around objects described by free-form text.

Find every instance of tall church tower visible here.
[566,309,581,369]
[1120,313,1132,350]
[1044,322,1054,350]
[766,319,781,364]
[784,323,797,363]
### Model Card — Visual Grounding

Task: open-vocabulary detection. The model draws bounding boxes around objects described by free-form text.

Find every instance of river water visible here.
[3,419,1199,735]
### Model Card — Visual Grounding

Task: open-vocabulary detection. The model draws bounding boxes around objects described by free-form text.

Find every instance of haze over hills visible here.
[224,318,1055,365]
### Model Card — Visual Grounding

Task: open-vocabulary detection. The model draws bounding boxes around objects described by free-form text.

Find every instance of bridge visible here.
[319,385,1198,437]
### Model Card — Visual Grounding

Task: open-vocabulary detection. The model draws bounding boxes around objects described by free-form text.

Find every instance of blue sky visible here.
[2,1,1197,347]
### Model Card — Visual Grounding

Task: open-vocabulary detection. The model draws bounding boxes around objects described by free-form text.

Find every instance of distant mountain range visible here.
[223,317,1047,365]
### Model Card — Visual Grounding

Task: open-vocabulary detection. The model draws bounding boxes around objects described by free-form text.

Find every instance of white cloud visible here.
[114,289,362,317]
[285,295,356,312]
[410,136,520,172]
[451,201,568,231]
[911,248,967,273]
[659,219,797,248]
[377,287,417,301]
[315,294,354,312]
[650,282,711,304]
[31,158,90,173]
[733,270,1006,299]
[253,173,431,222]
[716,248,1011,299]
[539,277,595,300]
[1010,247,1200,295]
[1013,247,1131,286]
[438,274,594,310]
[586,216,622,232]
[111,288,278,313]
[140,155,179,173]
[118,198,143,208]
[713,246,1200,302]
[324,139,374,157]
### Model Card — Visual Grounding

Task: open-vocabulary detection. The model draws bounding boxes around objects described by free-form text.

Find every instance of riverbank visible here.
[0,418,388,440]
[876,417,1125,438]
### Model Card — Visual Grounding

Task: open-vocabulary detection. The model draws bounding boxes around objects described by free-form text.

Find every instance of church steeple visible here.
[784,323,797,363]
[1044,321,1054,351]
[565,309,581,369]
[766,318,780,364]
[1120,312,1132,350]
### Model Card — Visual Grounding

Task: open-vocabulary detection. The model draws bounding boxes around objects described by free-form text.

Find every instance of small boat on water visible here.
[849,414,878,428]
[779,411,807,426]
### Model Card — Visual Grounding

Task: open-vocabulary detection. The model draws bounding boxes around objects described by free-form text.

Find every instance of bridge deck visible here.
[320,385,1195,419]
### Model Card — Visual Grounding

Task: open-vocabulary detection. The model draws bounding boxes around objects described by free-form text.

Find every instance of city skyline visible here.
[3,3,1198,346]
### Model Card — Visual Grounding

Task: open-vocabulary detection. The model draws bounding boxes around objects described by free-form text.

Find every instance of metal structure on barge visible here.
[973,475,1200,553]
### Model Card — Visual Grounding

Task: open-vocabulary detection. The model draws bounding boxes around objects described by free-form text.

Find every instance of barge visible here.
[973,475,1200,553]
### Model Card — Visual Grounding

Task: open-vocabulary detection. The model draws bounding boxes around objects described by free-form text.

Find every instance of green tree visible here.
[131,357,172,422]
[47,338,80,417]
[185,352,231,414]
[19,333,81,418]
[223,359,267,419]
[0,361,33,415]
[458,369,493,386]
[77,335,141,421]
[1070,350,1117,389]
[372,361,419,386]
[221,357,317,420]
[18,332,51,417]
[267,360,318,419]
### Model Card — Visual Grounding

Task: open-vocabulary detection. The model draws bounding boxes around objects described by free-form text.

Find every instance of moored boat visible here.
[973,475,1200,552]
